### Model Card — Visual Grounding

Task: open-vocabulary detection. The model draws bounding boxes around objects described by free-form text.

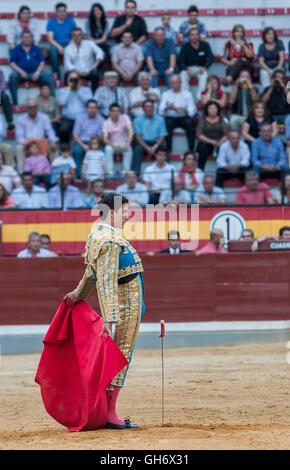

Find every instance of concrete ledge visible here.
[1,321,290,354]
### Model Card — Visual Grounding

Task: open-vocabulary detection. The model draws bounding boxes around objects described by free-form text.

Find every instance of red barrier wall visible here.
[1,253,290,325]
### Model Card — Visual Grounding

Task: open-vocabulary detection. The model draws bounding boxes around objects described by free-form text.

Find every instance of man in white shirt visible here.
[143,146,177,204]
[48,172,84,210]
[129,71,160,117]
[64,27,104,93]
[117,170,149,207]
[0,152,21,193]
[159,74,196,152]
[17,232,56,258]
[216,131,250,187]
[11,172,48,209]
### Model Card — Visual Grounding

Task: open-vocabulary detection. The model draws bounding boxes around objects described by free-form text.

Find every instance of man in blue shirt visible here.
[46,2,77,79]
[48,172,84,209]
[9,30,55,105]
[133,99,167,175]
[146,27,177,88]
[179,5,207,43]
[251,123,289,180]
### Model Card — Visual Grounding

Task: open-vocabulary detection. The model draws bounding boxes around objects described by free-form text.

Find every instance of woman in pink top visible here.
[0,183,16,209]
[24,141,51,188]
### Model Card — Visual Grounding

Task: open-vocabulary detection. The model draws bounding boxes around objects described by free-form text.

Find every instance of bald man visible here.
[15,98,58,173]
[199,228,227,253]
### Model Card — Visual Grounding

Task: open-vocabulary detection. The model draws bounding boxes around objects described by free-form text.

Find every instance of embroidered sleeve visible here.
[73,264,96,300]
[96,241,121,323]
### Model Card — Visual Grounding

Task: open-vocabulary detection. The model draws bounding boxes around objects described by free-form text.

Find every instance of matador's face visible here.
[112,203,130,229]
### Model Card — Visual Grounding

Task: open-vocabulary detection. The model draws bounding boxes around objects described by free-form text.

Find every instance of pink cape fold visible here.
[35,300,128,432]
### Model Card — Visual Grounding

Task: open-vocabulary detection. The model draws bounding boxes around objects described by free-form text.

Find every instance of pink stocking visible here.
[106,387,125,426]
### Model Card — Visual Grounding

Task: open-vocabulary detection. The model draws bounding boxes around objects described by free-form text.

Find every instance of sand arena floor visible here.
[0,342,290,450]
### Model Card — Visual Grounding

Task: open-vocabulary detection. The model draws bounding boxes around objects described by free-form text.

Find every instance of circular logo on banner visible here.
[210,210,246,245]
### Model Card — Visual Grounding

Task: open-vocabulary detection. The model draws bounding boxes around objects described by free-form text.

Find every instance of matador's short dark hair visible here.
[98,193,129,219]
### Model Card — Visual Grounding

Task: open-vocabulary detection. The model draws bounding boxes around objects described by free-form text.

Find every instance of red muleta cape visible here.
[35,300,128,432]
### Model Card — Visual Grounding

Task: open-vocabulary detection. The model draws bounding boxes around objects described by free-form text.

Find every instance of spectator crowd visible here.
[0,1,289,214]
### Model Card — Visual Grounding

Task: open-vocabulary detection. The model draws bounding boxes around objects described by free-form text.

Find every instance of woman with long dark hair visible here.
[258,27,285,90]
[85,3,110,64]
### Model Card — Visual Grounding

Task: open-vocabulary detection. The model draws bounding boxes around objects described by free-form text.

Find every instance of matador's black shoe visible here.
[104,419,139,430]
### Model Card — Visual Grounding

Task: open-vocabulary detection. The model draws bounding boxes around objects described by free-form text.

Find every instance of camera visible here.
[274,79,280,86]
[241,78,247,83]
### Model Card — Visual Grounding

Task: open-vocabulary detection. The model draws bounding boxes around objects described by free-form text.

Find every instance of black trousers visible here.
[57,117,75,143]
[216,167,246,187]
[226,59,254,81]
[165,116,195,151]
[82,70,99,93]
[197,142,214,170]
[1,92,13,123]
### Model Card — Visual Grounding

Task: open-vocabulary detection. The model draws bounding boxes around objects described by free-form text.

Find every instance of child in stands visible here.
[51,143,76,181]
[82,136,106,192]
[24,141,51,188]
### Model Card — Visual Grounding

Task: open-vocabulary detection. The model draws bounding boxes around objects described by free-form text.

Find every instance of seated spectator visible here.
[235,170,274,204]
[200,75,227,109]
[51,143,76,183]
[271,174,290,204]
[102,103,134,178]
[0,152,21,193]
[178,5,206,43]
[252,123,288,180]
[110,0,148,46]
[36,84,61,133]
[146,27,177,88]
[196,101,229,170]
[46,2,77,79]
[279,226,290,240]
[24,141,51,188]
[285,114,290,165]
[64,27,104,93]
[82,136,106,187]
[116,170,149,207]
[7,5,40,50]
[195,175,226,205]
[9,30,55,105]
[17,232,56,258]
[84,3,110,62]
[85,178,104,208]
[228,69,259,131]
[48,172,84,209]
[57,70,93,143]
[240,228,255,241]
[133,99,167,176]
[221,24,254,86]
[0,183,16,209]
[216,131,250,187]
[0,111,14,168]
[94,70,129,118]
[112,31,144,83]
[72,99,104,178]
[11,171,49,209]
[159,74,196,153]
[143,146,177,204]
[158,230,192,254]
[199,229,227,253]
[261,68,290,124]
[129,71,160,118]
[0,68,14,131]
[159,176,191,207]
[258,27,285,91]
[15,99,58,173]
[179,151,204,195]
[160,12,177,44]
[242,100,278,146]
[179,27,214,100]
[40,234,58,257]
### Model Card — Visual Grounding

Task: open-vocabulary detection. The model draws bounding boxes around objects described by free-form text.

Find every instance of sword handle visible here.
[159,320,165,338]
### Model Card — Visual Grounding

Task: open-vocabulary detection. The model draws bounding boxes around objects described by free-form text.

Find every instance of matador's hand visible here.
[100,322,113,338]
[64,291,78,306]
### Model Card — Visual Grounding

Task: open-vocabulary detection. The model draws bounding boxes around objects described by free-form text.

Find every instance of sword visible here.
[159,320,165,426]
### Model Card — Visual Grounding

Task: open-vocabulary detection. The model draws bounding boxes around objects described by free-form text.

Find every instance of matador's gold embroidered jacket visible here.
[73,223,144,322]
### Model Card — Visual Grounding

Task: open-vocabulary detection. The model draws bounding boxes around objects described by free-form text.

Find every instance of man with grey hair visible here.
[159,176,191,206]
[48,172,84,209]
[146,27,177,88]
[235,170,274,204]
[216,130,250,187]
[199,228,227,253]
[117,170,149,207]
[195,175,226,205]
[129,71,160,117]
[17,232,56,258]
[94,71,129,118]
[159,74,196,152]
